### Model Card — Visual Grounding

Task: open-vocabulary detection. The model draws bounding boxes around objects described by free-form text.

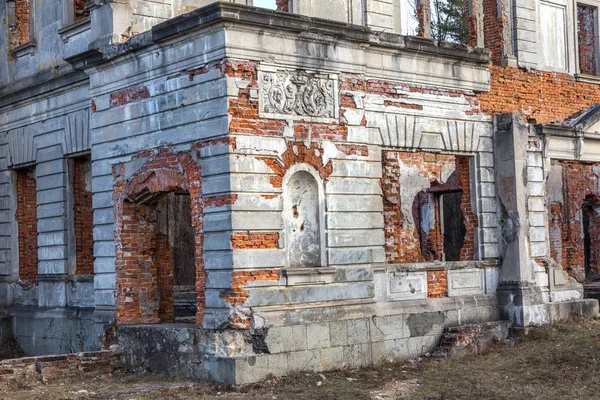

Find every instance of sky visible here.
[253,0,277,9]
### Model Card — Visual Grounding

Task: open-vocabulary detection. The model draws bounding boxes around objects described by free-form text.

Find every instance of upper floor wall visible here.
[2,0,600,96]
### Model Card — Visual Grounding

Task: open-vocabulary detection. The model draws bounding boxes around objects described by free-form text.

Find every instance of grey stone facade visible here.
[0,0,598,385]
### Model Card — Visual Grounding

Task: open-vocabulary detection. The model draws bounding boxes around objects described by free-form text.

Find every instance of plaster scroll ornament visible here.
[260,71,336,118]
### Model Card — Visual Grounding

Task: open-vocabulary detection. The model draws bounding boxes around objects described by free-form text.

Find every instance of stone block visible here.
[287,349,322,373]
[342,343,372,369]
[447,269,485,297]
[370,315,407,342]
[235,356,270,385]
[319,346,345,370]
[329,320,348,347]
[346,319,370,345]
[307,323,330,349]
[388,271,427,301]
[265,325,307,354]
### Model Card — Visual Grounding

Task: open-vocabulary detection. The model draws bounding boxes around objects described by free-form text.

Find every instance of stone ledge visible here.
[66,3,490,71]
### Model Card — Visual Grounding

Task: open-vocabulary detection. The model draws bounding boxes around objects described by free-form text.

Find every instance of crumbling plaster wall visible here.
[547,160,600,282]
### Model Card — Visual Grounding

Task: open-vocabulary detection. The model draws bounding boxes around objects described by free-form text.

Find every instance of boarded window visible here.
[538,0,568,71]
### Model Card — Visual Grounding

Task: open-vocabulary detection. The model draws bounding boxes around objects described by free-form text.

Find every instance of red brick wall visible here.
[73,158,94,275]
[578,4,597,75]
[231,232,279,249]
[276,0,289,12]
[483,0,505,65]
[382,152,477,264]
[220,270,281,328]
[259,141,333,188]
[16,168,38,282]
[114,149,205,326]
[466,0,478,47]
[478,65,600,124]
[427,270,448,298]
[547,160,600,281]
[74,0,90,22]
[14,0,31,47]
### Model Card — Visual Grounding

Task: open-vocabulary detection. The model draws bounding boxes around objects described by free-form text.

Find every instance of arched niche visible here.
[282,164,327,268]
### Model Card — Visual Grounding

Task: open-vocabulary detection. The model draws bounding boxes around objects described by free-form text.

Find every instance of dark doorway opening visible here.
[167,193,197,320]
[583,196,600,282]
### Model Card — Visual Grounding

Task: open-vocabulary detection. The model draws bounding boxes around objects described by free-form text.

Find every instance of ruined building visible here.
[1,0,600,385]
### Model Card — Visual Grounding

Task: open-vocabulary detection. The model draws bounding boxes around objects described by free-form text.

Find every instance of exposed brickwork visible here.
[0,351,120,384]
[13,0,30,47]
[220,269,281,328]
[74,0,90,22]
[231,232,279,249]
[226,61,287,136]
[578,4,597,75]
[276,0,289,12]
[478,65,600,124]
[483,0,505,65]
[73,157,94,275]
[340,77,481,115]
[109,86,150,108]
[335,144,369,157]
[382,152,477,264]
[16,168,37,282]
[466,0,478,47]
[203,194,238,208]
[194,137,237,151]
[547,160,600,281]
[114,149,206,326]
[259,142,333,188]
[427,270,448,298]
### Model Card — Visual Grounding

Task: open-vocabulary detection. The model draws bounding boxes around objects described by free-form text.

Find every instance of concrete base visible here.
[500,299,599,327]
[7,307,109,355]
[118,302,499,385]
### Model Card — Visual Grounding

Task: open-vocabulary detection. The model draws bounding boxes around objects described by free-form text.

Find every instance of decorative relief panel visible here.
[364,113,486,152]
[8,126,36,166]
[63,109,91,155]
[388,271,427,301]
[258,70,339,122]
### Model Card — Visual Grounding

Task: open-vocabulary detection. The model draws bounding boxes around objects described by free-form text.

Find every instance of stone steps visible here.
[173,285,196,318]
[437,320,512,359]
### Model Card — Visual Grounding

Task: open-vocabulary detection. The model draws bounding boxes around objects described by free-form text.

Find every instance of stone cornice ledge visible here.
[66,2,489,70]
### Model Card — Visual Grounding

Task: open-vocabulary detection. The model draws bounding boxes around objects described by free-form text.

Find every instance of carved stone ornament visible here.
[258,70,338,121]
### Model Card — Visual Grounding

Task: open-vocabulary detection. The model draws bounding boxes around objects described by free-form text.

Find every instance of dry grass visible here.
[3,319,600,400]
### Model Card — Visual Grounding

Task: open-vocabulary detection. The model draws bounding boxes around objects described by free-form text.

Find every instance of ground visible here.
[3,319,600,399]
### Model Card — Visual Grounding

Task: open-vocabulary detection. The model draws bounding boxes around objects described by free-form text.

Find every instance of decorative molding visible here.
[58,18,91,43]
[11,42,36,59]
[258,70,339,122]
[364,112,484,152]
[8,126,36,166]
[63,109,91,155]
